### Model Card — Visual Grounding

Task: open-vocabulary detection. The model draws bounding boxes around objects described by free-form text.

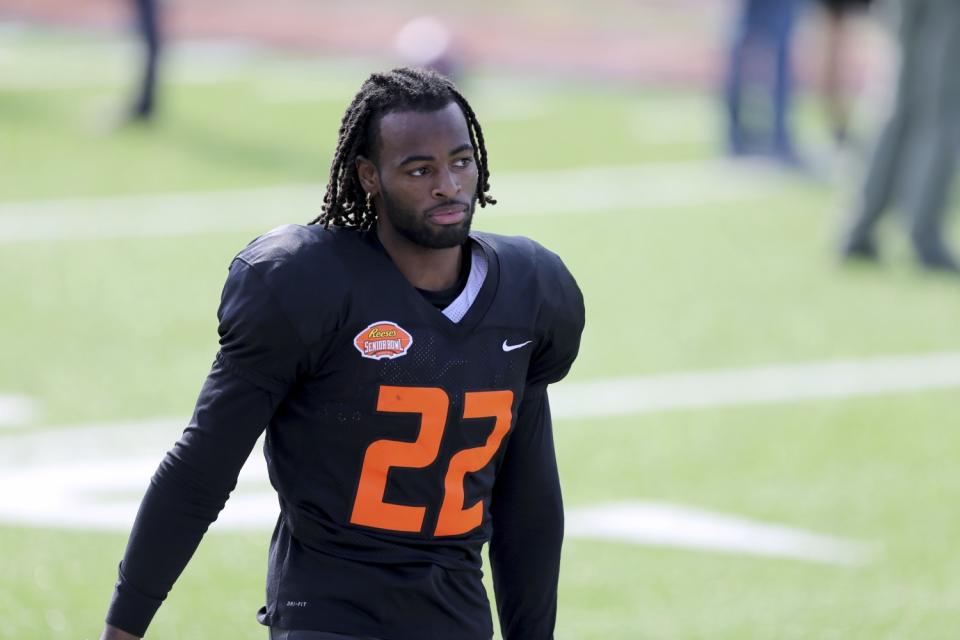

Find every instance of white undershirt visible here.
[441,242,488,323]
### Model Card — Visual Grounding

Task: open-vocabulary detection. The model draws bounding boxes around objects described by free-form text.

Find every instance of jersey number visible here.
[350,386,514,536]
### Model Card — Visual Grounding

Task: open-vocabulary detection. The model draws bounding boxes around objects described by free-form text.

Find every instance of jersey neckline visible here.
[359,230,501,336]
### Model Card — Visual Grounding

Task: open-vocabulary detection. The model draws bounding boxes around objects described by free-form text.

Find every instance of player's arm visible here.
[100,257,308,638]
[489,385,564,640]
[488,243,585,639]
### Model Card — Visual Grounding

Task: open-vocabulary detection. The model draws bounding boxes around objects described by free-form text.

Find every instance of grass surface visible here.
[2,29,960,640]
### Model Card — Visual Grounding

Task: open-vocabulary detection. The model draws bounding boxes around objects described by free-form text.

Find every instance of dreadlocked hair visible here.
[308,67,496,229]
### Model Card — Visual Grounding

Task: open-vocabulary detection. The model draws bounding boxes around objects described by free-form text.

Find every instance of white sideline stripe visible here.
[0,452,875,565]
[552,352,960,419]
[0,38,310,90]
[0,395,37,428]
[0,351,956,451]
[0,65,250,90]
[566,502,877,566]
[0,160,784,243]
[0,351,954,436]
[0,418,183,466]
[2,349,949,560]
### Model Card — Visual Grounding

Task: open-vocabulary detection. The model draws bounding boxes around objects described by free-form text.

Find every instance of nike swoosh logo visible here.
[502,339,533,352]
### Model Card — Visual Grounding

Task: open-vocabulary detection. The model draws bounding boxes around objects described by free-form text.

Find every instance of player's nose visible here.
[432,167,461,199]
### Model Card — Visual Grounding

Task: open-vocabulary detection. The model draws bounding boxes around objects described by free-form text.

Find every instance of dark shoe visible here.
[840,237,880,263]
[918,251,960,274]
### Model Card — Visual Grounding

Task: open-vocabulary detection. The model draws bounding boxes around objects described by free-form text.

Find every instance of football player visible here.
[100,67,584,640]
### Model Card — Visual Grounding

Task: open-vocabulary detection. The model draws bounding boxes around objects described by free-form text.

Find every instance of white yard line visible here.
[0,417,182,465]
[0,394,37,428]
[0,450,877,565]
[2,351,953,438]
[566,502,877,566]
[552,351,960,419]
[3,349,955,561]
[0,160,785,244]
[0,37,301,90]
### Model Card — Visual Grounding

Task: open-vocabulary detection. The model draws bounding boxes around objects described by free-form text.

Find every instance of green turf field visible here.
[2,28,960,640]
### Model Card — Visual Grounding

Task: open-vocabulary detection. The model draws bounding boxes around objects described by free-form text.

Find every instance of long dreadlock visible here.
[308,67,496,229]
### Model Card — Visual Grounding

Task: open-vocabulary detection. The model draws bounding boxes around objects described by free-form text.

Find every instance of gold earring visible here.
[365,191,375,215]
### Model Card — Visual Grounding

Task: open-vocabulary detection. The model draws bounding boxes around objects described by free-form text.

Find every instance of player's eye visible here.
[409,166,430,177]
[453,157,473,168]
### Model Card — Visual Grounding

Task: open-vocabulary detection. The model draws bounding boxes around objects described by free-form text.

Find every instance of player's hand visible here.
[99,623,141,640]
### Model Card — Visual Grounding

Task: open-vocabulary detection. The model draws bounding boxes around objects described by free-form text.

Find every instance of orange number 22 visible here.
[350,386,514,536]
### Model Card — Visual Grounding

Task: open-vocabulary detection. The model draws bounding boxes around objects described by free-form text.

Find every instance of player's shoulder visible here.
[236,224,352,269]
[476,232,585,384]
[225,224,368,337]
[233,224,368,288]
[472,230,545,259]
[473,231,578,290]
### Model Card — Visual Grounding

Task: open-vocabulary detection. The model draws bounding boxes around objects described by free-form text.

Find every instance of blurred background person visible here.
[839,0,960,272]
[124,0,162,123]
[6,2,960,638]
[393,16,464,82]
[816,0,875,146]
[724,0,808,165]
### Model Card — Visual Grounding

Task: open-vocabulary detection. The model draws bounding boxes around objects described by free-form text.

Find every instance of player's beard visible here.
[380,186,476,249]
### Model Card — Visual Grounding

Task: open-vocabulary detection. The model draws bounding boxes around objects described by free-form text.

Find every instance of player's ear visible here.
[356,156,379,195]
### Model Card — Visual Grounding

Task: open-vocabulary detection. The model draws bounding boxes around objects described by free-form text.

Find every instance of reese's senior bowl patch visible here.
[354,321,414,360]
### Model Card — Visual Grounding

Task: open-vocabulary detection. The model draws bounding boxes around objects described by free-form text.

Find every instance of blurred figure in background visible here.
[816,0,874,146]
[125,0,162,123]
[839,0,960,272]
[393,16,463,82]
[724,0,808,164]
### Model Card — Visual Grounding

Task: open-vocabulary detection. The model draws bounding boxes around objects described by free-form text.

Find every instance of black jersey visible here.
[105,225,585,640]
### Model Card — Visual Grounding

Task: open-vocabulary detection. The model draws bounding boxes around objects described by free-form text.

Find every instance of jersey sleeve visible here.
[104,258,308,636]
[489,386,563,640]
[214,257,310,393]
[526,248,585,388]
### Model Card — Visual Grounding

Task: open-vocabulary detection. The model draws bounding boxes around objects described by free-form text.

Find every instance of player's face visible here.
[371,102,479,249]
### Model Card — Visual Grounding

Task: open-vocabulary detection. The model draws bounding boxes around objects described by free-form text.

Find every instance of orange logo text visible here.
[354,321,413,360]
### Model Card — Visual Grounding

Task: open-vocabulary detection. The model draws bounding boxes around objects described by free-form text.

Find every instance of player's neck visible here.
[376,225,464,292]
